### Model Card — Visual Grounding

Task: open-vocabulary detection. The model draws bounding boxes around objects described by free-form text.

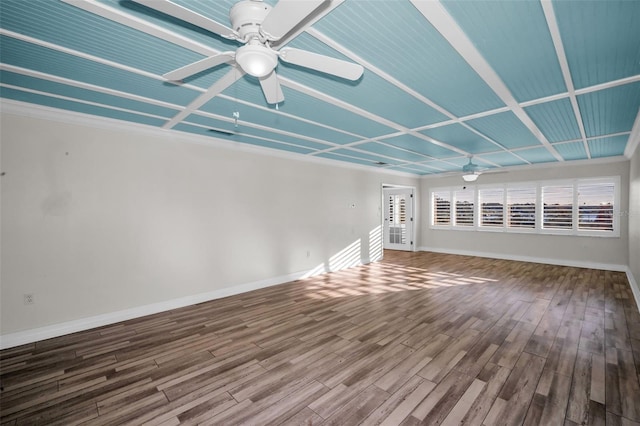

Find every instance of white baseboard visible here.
[0,258,373,350]
[418,245,640,312]
[417,246,628,272]
[625,268,640,314]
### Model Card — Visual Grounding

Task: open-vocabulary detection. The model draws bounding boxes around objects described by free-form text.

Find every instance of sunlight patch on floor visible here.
[302,262,500,299]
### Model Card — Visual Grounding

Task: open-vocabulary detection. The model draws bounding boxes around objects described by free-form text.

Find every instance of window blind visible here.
[454,189,474,226]
[542,185,574,229]
[479,187,504,227]
[577,182,614,231]
[507,186,536,228]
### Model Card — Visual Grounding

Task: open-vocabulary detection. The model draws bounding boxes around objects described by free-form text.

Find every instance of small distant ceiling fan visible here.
[461,156,482,182]
[131,0,364,104]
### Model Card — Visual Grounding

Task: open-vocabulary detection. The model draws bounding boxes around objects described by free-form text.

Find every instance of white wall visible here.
[629,146,640,299]
[419,160,630,269]
[0,110,418,343]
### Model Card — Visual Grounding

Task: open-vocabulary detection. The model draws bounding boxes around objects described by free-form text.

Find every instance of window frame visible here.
[429,176,620,238]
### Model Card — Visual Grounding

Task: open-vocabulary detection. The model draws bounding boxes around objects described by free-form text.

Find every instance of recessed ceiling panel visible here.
[355,142,429,163]
[577,82,640,138]
[381,134,458,158]
[442,0,565,102]
[587,135,628,158]
[553,0,640,89]
[465,111,542,149]
[0,86,167,127]
[476,151,528,167]
[420,123,500,153]
[515,147,559,164]
[174,122,315,155]
[552,142,588,161]
[524,98,581,143]
[313,1,505,116]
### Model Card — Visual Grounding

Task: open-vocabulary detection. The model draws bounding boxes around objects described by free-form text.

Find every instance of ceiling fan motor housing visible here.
[229,0,272,41]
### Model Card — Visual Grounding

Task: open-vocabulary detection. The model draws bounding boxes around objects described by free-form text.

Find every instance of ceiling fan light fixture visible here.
[462,173,479,182]
[235,43,277,78]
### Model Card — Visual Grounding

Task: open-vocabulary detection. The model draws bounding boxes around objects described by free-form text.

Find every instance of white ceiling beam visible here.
[0,83,169,121]
[541,0,590,159]
[162,68,244,129]
[0,63,183,110]
[625,108,640,158]
[411,0,564,163]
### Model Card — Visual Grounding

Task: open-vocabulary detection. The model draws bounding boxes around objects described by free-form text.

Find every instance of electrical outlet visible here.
[24,294,34,305]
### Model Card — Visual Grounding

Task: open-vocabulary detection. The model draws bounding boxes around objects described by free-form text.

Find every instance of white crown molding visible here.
[0,99,417,178]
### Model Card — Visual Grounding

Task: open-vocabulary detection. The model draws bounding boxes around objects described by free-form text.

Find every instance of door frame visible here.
[381,184,417,254]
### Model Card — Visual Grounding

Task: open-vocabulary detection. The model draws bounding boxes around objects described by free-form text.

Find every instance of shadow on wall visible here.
[302,225,383,279]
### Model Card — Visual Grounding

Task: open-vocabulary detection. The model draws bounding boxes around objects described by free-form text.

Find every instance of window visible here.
[542,185,573,230]
[479,188,504,227]
[577,182,614,231]
[454,189,474,226]
[429,176,618,237]
[507,186,536,229]
[433,191,451,226]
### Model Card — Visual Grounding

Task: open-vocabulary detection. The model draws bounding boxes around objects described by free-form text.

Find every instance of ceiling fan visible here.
[461,156,482,182]
[435,156,504,181]
[131,0,364,105]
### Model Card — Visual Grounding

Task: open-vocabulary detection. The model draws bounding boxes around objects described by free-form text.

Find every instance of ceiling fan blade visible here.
[261,0,327,40]
[131,0,237,39]
[279,48,364,81]
[259,71,285,105]
[163,52,235,81]
[271,0,345,48]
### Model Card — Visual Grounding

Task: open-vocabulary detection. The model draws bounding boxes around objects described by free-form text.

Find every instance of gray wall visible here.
[420,161,630,269]
[0,112,418,337]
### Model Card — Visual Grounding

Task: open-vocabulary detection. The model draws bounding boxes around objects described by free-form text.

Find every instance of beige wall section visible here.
[0,112,418,336]
[629,147,640,293]
[419,160,630,268]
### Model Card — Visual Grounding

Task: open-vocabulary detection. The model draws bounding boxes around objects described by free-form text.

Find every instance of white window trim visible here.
[429,176,620,238]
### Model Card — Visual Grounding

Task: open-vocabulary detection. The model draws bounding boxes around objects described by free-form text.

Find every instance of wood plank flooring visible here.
[1,250,640,425]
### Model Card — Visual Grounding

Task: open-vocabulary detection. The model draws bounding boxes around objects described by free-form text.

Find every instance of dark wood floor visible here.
[1,251,640,425]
